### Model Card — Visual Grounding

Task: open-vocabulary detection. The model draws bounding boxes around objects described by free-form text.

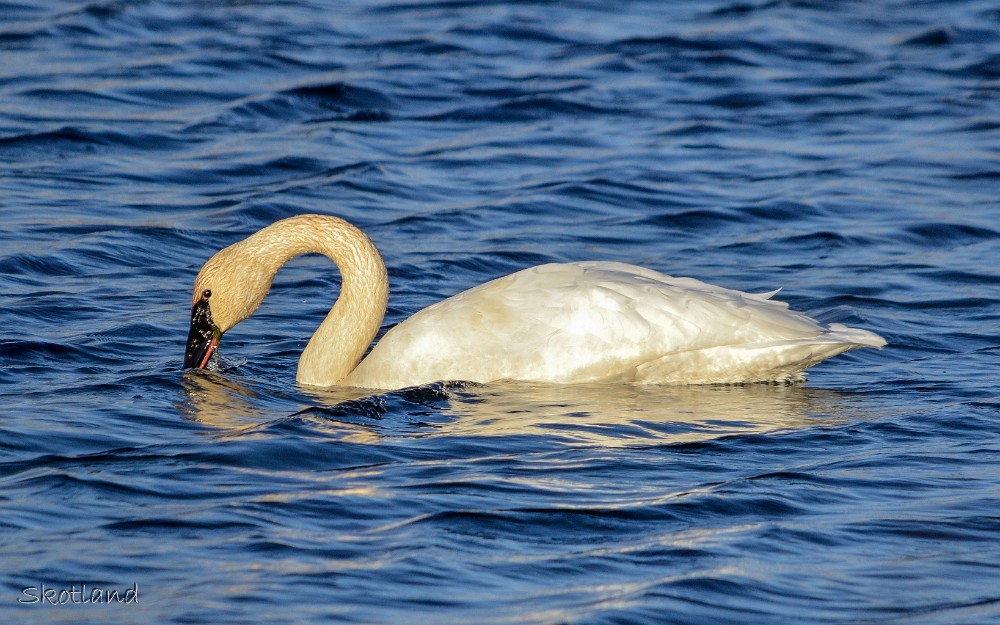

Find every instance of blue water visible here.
[2,0,1000,623]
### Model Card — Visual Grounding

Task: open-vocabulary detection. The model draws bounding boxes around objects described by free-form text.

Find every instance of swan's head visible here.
[184,240,275,369]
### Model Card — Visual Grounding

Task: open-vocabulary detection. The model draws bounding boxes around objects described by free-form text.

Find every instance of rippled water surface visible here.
[3,1,1000,623]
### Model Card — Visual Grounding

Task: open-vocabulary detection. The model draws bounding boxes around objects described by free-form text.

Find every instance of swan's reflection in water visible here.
[182,371,868,447]
[424,381,860,447]
[180,372,260,428]
[181,371,383,442]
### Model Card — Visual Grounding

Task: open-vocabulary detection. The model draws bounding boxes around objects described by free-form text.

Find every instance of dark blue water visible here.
[3,1,1000,623]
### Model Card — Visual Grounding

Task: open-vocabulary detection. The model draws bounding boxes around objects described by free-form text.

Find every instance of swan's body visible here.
[185,215,885,389]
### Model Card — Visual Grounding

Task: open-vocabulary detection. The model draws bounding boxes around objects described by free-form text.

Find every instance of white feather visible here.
[344,262,885,389]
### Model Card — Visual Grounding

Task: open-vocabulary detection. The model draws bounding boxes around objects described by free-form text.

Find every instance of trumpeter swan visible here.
[184,214,884,388]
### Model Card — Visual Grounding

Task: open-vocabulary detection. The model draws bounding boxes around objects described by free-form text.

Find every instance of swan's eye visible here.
[202,289,212,299]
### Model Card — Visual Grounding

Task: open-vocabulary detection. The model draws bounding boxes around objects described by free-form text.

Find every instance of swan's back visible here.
[343,262,884,389]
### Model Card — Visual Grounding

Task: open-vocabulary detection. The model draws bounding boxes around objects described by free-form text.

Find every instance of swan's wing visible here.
[346,262,883,388]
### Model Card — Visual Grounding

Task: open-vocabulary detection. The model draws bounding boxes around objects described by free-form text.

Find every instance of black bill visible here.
[184,291,220,369]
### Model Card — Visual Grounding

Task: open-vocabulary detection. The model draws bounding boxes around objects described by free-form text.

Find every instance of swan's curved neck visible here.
[234,215,388,386]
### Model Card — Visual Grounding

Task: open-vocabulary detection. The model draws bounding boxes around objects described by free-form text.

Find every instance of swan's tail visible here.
[822,323,887,349]
[634,323,885,384]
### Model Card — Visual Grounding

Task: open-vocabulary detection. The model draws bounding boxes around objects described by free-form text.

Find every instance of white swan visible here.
[184,214,885,389]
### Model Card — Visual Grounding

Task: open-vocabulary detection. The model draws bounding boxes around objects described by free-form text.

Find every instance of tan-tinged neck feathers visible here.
[192,215,389,386]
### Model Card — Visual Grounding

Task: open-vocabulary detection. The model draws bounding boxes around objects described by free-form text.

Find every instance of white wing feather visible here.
[343,262,884,389]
